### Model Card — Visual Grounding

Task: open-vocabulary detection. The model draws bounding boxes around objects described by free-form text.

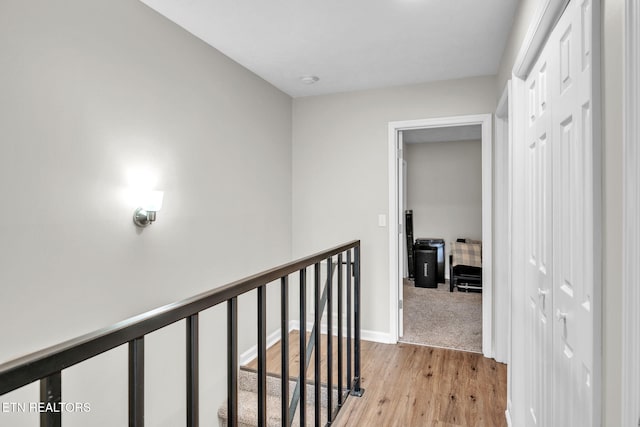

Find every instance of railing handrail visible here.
[0,240,360,396]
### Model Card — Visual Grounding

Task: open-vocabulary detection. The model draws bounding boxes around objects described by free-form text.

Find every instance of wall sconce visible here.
[133,190,164,227]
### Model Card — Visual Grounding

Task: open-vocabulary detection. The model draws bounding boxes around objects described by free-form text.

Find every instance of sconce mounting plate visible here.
[133,208,156,228]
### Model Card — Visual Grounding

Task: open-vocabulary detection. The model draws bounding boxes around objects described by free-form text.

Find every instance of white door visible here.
[550,0,595,424]
[520,0,596,425]
[398,131,404,338]
[524,45,554,427]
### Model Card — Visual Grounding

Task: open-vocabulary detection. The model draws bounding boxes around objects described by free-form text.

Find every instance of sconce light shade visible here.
[141,190,164,212]
[133,190,164,228]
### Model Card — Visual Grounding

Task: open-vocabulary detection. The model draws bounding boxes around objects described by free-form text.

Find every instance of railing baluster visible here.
[280,276,290,427]
[227,297,238,427]
[129,337,144,427]
[314,262,321,427]
[40,371,61,427]
[257,286,267,426]
[299,268,307,427]
[187,314,199,427]
[337,253,344,406]
[327,256,333,421]
[290,262,336,425]
[346,250,352,391]
[352,245,364,396]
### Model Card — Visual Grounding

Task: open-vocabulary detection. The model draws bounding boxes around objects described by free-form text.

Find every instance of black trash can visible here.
[414,248,437,288]
[414,238,445,283]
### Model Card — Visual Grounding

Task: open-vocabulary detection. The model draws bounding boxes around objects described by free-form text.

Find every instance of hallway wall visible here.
[292,75,496,337]
[0,1,292,426]
[495,0,539,93]
[602,0,624,425]
[405,139,483,277]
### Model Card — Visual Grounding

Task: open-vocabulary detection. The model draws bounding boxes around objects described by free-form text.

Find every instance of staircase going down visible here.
[218,367,341,427]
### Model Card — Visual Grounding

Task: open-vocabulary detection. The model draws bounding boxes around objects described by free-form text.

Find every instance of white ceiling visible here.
[140,0,519,98]
[403,125,481,144]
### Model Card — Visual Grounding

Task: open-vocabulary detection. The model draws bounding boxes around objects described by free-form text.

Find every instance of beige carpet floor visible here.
[400,279,482,353]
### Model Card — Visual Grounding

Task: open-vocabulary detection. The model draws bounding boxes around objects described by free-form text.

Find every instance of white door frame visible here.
[623,0,640,424]
[495,83,512,366]
[388,114,493,357]
[508,76,528,427]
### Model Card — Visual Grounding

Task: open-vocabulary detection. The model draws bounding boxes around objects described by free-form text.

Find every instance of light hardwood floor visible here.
[245,331,507,427]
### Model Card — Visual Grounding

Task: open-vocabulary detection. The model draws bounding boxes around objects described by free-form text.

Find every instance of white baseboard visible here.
[505,409,512,427]
[303,321,394,344]
[239,322,297,366]
[239,320,395,366]
[361,329,395,344]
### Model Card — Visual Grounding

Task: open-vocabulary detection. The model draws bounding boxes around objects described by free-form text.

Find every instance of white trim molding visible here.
[388,114,493,357]
[508,75,528,427]
[239,325,290,366]
[304,321,394,344]
[623,0,640,424]
[512,0,570,79]
[496,81,514,427]
[505,408,513,427]
[494,82,512,365]
[239,321,394,366]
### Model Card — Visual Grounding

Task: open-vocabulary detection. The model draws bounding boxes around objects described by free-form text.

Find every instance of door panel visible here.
[522,0,595,424]
[551,0,594,425]
[524,49,553,427]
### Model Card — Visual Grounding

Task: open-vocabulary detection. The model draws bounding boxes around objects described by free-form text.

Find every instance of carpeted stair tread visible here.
[218,368,340,427]
[216,388,290,427]
[217,389,330,427]
[237,368,338,405]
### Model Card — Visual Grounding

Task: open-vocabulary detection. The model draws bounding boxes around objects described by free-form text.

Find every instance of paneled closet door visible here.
[524,44,554,427]
[519,0,596,424]
[550,0,595,425]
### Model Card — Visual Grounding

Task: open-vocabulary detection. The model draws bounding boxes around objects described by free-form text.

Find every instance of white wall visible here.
[405,140,482,277]
[292,76,496,337]
[602,0,624,425]
[495,0,540,93]
[0,1,292,426]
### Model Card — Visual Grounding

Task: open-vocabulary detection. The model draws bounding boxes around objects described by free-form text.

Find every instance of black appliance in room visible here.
[414,248,437,288]
[414,238,445,284]
[405,210,415,278]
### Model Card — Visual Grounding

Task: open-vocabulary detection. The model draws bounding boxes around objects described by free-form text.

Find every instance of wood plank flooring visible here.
[244,331,507,427]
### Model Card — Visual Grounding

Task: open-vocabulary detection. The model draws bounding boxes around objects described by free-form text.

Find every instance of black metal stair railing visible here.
[0,240,363,427]
[287,260,336,425]
[286,254,364,426]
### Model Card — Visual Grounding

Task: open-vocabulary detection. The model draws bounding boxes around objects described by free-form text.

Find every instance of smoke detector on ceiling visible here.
[299,75,320,85]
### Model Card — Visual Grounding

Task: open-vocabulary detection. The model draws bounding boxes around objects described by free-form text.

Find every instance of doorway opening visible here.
[401,126,483,352]
[388,114,493,357]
